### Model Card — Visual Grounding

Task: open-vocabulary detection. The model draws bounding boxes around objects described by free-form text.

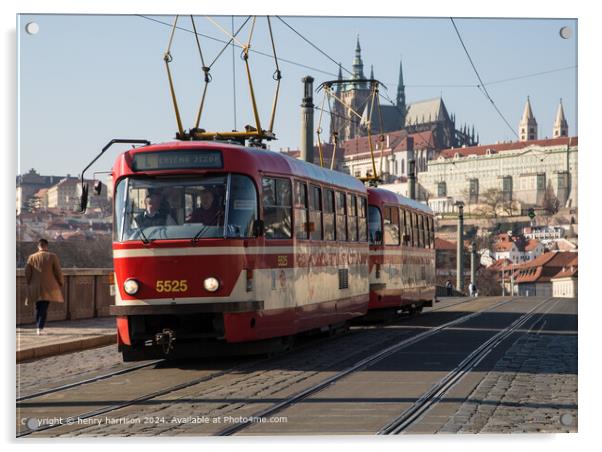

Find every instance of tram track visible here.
[16,296,503,437]
[17,360,165,402]
[215,296,519,436]
[17,296,475,404]
[377,296,558,434]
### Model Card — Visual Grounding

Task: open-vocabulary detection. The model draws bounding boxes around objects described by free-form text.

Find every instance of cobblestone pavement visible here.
[17,345,128,397]
[439,325,577,433]
[51,326,419,437]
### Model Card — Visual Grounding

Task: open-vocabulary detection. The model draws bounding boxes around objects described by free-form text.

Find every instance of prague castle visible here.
[330,37,478,151]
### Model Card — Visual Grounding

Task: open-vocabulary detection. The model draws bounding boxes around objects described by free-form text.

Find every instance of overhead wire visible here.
[450,17,518,138]
[140,15,576,93]
[275,16,354,78]
[138,15,339,77]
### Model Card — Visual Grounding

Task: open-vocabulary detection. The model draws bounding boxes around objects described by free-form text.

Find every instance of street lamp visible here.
[455,200,465,292]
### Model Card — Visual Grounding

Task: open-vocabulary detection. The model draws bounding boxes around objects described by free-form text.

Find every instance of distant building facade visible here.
[16,169,64,215]
[420,135,577,215]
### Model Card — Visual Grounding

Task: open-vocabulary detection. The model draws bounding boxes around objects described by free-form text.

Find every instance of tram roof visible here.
[368,187,433,215]
[121,141,366,193]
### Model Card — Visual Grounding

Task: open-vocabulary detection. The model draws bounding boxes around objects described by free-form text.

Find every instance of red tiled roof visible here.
[524,239,541,252]
[513,251,578,283]
[552,267,578,279]
[439,136,578,159]
[435,237,456,250]
[341,129,436,159]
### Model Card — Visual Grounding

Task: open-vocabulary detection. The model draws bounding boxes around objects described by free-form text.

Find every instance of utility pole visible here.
[455,201,465,293]
[300,76,315,164]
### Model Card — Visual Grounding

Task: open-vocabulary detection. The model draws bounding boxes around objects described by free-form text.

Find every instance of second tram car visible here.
[367,188,437,316]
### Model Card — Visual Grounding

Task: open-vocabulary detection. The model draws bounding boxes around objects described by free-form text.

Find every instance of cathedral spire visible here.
[553,98,568,137]
[352,34,365,82]
[370,64,374,80]
[519,96,538,141]
[396,57,406,127]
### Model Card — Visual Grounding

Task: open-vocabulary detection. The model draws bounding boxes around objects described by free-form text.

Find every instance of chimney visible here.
[300,76,315,163]
[408,159,416,200]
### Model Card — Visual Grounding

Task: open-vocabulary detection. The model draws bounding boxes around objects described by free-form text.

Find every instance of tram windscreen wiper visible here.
[190,210,223,245]
[191,224,209,245]
[131,217,151,244]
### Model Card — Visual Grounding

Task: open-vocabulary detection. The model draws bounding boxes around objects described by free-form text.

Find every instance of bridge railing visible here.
[435,285,466,297]
[16,268,114,325]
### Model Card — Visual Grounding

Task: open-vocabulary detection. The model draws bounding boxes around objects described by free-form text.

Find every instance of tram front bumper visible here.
[109,300,264,316]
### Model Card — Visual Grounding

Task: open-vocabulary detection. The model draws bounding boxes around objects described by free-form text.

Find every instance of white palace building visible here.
[417,99,578,215]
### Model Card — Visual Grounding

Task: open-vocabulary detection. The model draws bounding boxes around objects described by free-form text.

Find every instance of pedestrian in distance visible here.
[445,280,453,296]
[24,239,64,335]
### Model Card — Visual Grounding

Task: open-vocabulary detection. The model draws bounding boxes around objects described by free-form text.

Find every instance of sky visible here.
[17,14,577,177]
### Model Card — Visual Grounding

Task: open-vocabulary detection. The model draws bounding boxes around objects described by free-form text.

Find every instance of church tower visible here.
[396,58,407,127]
[519,96,538,141]
[553,99,569,137]
[352,35,366,87]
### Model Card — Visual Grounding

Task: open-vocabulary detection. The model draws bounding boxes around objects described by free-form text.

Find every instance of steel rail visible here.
[215,296,519,436]
[378,296,558,434]
[17,360,164,403]
[16,359,252,438]
[17,321,355,437]
[16,296,498,437]
[15,298,476,402]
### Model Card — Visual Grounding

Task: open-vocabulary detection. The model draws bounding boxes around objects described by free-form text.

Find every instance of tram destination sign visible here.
[132,150,223,171]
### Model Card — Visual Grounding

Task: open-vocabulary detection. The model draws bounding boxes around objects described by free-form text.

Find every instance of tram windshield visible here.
[113,174,258,242]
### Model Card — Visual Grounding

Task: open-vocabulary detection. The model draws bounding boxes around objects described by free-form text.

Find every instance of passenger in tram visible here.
[133,192,176,228]
[186,189,224,225]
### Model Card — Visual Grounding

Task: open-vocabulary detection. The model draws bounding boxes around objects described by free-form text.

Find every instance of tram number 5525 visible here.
[156,280,188,293]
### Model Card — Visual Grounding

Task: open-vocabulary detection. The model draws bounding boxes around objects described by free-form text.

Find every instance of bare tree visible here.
[542,180,560,215]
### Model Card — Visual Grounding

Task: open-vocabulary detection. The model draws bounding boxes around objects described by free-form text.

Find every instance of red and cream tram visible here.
[367,188,436,316]
[107,140,370,360]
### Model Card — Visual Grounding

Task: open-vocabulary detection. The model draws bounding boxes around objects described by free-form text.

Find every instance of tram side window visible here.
[400,208,409,245]
[413,213,421,247]
[262,177,292,239]
[347,194,358,242]
[294,180,309,240]
[419,214,426,248]
[309,185,323,240]
[425,216,432,248]
[408,211,415,247]
[358,197,368,242]
[368,206,382,245]
[323,189,336,241]
[430,216,435,248]
[383,206,400,245]
[336,191,347,241]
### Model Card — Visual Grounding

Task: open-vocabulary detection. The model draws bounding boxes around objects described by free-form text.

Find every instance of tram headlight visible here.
[203,277,220,292]
[123,278,140,295]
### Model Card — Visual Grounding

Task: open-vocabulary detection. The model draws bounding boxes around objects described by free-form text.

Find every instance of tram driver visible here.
[186,188,224,226]
[133,192,176,229]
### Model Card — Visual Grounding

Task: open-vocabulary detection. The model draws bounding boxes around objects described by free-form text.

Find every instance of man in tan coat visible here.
[25,239,64,335]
